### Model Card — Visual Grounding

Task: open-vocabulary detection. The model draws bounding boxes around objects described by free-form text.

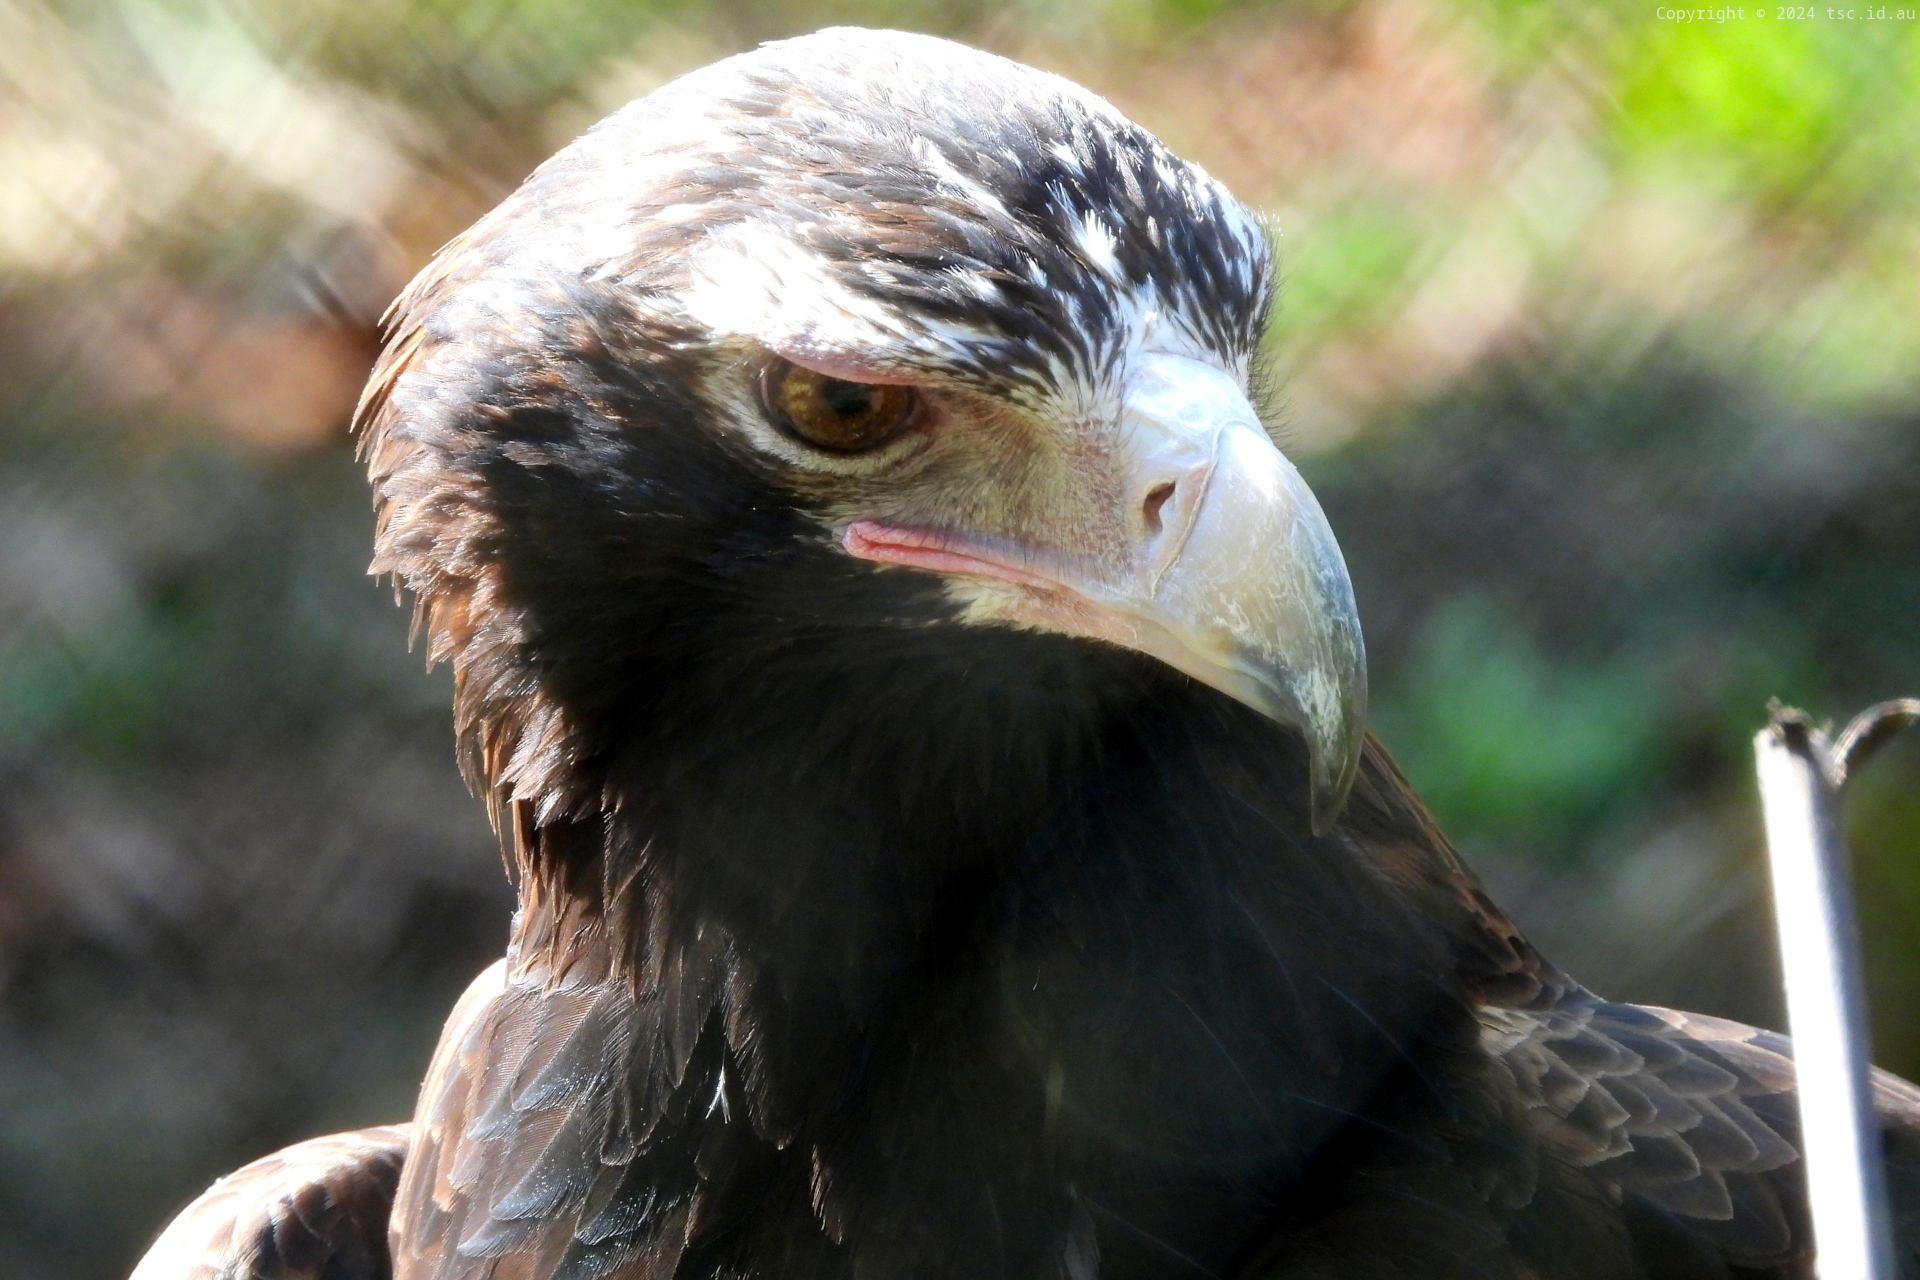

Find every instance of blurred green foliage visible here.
[1372,597,1665,850]
[1615,13,1917,204]
[1268,201,1425,350]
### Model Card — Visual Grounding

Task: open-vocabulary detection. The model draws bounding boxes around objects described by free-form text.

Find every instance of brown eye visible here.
[766,362,916,452]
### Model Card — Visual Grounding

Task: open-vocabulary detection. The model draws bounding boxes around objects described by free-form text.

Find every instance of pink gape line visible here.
[842,521,1059,593]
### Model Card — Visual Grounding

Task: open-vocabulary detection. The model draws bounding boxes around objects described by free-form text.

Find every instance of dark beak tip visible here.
[1308,769,1354,838]
[1305,703,1365,838]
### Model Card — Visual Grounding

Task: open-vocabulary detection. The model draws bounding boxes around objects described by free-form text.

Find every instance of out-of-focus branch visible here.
[1756,701,1916,1280]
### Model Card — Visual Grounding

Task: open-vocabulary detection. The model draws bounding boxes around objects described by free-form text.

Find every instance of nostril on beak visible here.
[1142,481,1176,537]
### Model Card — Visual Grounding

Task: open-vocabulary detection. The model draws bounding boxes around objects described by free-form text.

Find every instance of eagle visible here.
[131,27,1920,1280]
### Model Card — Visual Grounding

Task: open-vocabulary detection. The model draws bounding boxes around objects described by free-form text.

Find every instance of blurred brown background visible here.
[2,1,1917,1276]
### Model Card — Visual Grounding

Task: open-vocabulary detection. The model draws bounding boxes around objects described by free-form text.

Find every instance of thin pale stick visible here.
[1756,707,1894,1280]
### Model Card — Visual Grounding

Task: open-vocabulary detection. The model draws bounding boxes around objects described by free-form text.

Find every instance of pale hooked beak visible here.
[846,352,1368,832]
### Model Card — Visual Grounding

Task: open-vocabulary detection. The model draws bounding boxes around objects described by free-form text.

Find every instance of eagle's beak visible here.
[1092,353,1366,832]
[844,352,1366,832]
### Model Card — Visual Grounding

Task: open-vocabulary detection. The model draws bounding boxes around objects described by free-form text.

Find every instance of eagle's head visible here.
[357,27,1366,936]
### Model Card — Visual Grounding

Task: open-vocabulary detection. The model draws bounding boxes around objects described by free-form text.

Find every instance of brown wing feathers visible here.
[389,903,781,1280]
[1486,999,1803,1264]
[129,1126,409,1280]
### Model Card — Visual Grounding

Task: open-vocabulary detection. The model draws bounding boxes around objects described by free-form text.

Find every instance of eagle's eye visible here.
[765,362,917,453]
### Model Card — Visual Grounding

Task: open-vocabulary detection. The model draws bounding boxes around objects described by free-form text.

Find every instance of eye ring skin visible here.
[760,359,920,454]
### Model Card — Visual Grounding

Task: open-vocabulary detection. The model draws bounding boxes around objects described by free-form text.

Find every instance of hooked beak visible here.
[845,352,1368,832]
